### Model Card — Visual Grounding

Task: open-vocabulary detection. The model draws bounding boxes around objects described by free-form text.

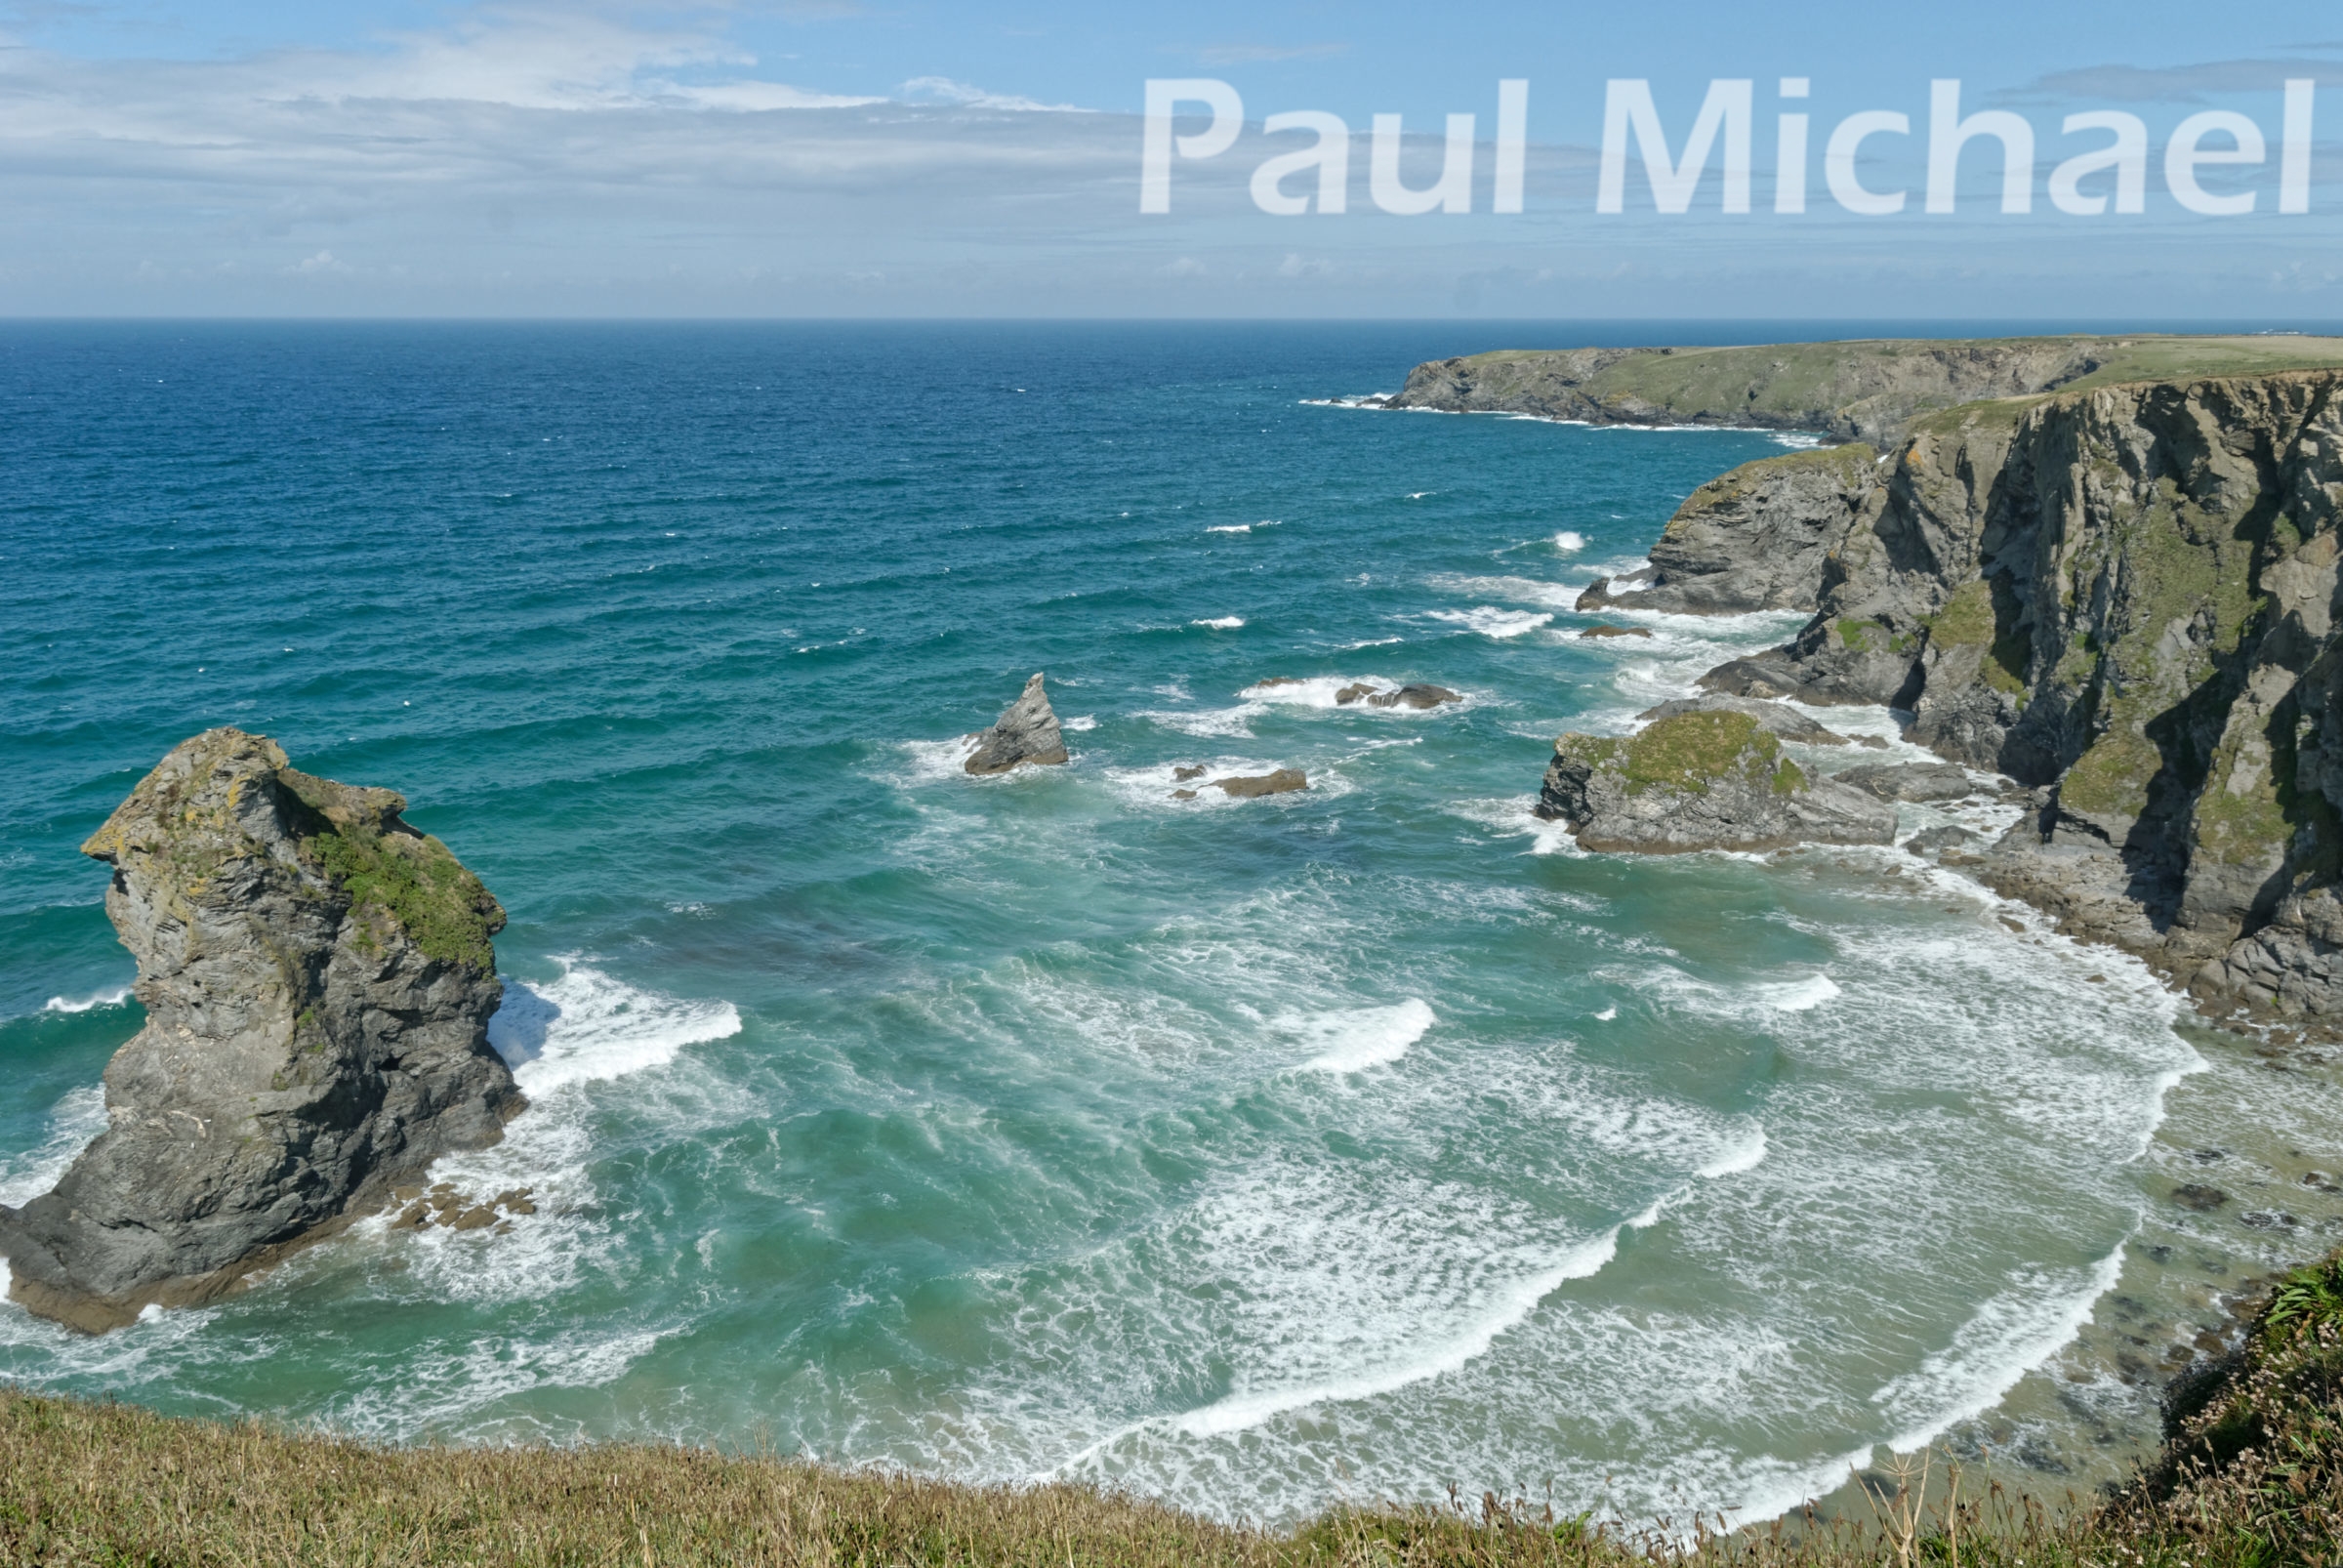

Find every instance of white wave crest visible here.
[1193,616,1245,630]
[42,985,132,1013]
[1697,1127,1769,1179]
[1871,1243,2130,1452]
[1427,606,1551,640]
[1444,795,1583,857]
[1553,531,1586,553]
[1133,706,1255,738]
[1427,572,1582,610]
[0,1085,107,1210]
[388,963,746,1307]
[1755,974,1840,1012]
[488,961,741,1096]
[1294,999,1436,1073]
[1167,1228,1621,1439]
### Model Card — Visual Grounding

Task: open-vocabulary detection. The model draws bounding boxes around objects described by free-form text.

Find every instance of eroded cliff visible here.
[1624,370,2343,1034]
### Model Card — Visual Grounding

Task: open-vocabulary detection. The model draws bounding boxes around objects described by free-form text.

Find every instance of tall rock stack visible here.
[0,729,522,1332]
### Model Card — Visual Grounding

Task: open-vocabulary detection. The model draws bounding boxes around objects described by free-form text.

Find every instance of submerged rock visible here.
[965,673,1071,774]
[1905,824,1979,859]
[1534,710,1895,853]
[1334,682,1460,710]
[0,729,521,1333]
[1367,684,1460,710]
[1212,769,1308,799]
[1577,624,1653,640]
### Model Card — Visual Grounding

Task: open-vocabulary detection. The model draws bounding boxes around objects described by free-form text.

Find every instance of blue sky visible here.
[1,0,2338,316]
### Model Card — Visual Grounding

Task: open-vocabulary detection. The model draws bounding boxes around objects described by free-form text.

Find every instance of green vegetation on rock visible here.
[1616,711,1780,797]
[302,826,499,972]
[2059,708,2162,820]
[1923,580,2028,697]
[2194,724,2293,869]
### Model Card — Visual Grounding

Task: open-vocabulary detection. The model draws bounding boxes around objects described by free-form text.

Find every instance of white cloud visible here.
[897,76,1089,113]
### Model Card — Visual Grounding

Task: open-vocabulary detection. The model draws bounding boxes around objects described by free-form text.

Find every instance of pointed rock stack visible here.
[965,673,1071,774]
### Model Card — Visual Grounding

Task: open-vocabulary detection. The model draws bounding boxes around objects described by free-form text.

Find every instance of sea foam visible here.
[1426,606,1552,640]
[42,985,132,1014]
[1294,998,1435,1073]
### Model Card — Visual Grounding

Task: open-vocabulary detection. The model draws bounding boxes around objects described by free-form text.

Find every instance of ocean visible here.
[2,320,2338,1525]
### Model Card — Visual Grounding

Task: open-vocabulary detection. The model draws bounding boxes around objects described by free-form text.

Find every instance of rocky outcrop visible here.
[1578,624,1653,640]
[1834,761,1982,803]
[1534,710,1894,853]
[1343,683,1460,710]
[966,674,1070,774]
[1381,335,2343,445]
[0,730,521,1333]
[1578,445,1883,614]
[1174,768,1309,801]
[1579,362,2343,1034]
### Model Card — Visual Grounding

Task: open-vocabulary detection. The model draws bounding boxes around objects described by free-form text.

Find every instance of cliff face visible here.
[1663,373,2343,1032]
[1579,443,1882,615]
[0,729,521,1332]
[1385,335,2343,446]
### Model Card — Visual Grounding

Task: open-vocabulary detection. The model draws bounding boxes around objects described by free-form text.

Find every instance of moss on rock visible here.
[302,825,500,973]
[1618,710,1778,796]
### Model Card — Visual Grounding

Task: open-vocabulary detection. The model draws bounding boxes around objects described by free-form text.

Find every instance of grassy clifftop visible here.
[1386,335,2343,444]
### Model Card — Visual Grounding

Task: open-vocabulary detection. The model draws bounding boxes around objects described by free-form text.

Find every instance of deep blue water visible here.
[0,321,2290,1523]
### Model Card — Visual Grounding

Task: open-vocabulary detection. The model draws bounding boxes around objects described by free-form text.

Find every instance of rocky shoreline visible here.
[1416,338,2343,1043]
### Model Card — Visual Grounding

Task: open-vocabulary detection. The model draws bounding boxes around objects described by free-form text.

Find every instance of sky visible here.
[0,0,2339,317]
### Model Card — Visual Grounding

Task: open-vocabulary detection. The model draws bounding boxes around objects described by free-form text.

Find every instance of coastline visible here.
[3,323,2340,1538]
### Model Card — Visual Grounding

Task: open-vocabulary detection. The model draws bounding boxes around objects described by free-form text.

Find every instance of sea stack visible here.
[0,729,522,1333]
[965,673,1071,774]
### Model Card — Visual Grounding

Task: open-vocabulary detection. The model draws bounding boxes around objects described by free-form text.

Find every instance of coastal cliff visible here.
[1383,334,2343,445]
[0,729,521,1332]
[1477,346,2343,1038]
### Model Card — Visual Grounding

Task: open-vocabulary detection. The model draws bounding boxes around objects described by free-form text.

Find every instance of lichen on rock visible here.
[0,728,522,1333]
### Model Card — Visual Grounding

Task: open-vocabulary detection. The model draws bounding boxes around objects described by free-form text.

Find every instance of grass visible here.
[1619,711,1781,797]
[2,1242,2340,1566]
[301,822,501,972]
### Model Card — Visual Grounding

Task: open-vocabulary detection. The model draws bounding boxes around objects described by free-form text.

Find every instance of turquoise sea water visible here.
[2,323,2338,1525]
